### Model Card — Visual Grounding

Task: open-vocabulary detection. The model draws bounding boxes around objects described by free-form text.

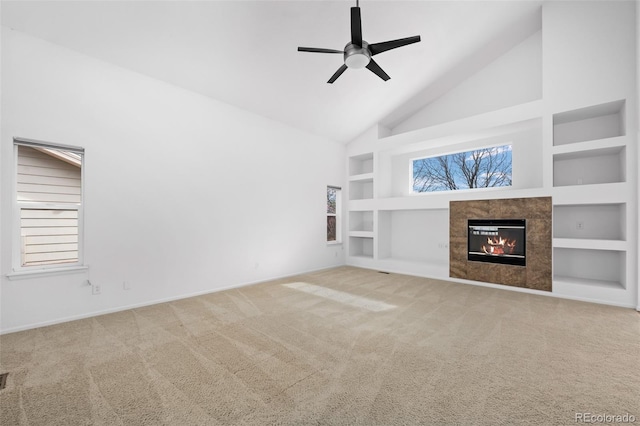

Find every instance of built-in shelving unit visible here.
[550,99,633,305]
[344,3,637,309]
[552,100,627,187]
[349,153,374,201]
[347,154,375,259]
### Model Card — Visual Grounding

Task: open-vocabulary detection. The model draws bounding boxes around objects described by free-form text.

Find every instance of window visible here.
[327,186,341,243]
[14,138,84,271]
[412,144,512,193]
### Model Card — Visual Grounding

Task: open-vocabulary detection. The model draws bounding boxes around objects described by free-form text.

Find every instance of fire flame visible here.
[481,236,517,256]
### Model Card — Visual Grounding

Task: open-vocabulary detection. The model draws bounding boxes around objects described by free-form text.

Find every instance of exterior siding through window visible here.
[16,145,82,267]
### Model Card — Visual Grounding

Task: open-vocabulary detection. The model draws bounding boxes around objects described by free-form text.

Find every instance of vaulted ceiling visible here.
[1,1,543,142]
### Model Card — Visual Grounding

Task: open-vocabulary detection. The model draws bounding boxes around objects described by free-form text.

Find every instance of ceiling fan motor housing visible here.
[344,41,371,69]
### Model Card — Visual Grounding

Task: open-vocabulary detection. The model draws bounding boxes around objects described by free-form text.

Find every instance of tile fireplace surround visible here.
[450,197,552,291]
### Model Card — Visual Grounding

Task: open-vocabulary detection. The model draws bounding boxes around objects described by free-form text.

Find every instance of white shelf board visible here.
[349,173,374,182]
[553,275,624,290]
[376,187,549,211]
[552,182,628,205]
[552,276,632,307]
[553,238,626,251]
[551,135,626,158]
[349,231,374,238]
[348,199,376,211]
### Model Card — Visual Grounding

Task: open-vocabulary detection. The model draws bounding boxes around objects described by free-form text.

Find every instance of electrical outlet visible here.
[576,221,584,230]
[92,283,101,295]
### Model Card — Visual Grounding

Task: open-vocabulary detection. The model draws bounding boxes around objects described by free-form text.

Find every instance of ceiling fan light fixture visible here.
[345,52,370,69]
[344,42,371,69]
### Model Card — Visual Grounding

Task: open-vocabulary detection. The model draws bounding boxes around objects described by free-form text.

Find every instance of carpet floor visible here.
[1,266,639,425]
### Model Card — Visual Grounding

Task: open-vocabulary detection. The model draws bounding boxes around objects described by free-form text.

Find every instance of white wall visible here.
[543,1,636,111]
[0,28,345,333]
[392,30,542,135]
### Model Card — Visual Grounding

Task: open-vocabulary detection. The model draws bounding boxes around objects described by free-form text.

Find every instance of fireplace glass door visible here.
[468,219,526,266]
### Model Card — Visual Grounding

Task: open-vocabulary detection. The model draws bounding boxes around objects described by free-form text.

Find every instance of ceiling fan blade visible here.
[369,35,421,56]
[351,7,362,47]
[328,64,348,84]
[366,59,390,81]
[298,47,344,54]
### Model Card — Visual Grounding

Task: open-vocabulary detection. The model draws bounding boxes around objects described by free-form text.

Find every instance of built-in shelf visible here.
[349,236,374,258]
[553,247,625,290]
[553,145,625,187]
[349,180,374,200]
[378,209,449,265]
[349,211,373,232]
[349,153,374,176]
[553,100,625,146]
[553,203,625,240]
[552,275,631,307]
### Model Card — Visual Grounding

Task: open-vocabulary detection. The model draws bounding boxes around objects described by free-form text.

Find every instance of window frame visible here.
[326,185,342,244]
[409,143,513,194]
[11,137,85,275]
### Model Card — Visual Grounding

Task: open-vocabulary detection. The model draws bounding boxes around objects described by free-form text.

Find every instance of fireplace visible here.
[468,219,526,266]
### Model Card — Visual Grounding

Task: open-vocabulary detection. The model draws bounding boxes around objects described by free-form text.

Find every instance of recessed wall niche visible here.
[449,197,552,291]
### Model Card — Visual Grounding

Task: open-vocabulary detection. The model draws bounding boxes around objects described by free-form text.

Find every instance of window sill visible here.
[7,265,89,281]
[327,241,343,246]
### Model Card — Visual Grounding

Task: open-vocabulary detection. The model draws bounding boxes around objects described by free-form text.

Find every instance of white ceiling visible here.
[1,0,543,143]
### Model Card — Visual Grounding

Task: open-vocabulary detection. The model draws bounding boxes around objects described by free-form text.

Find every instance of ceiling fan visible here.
[298,0,421,83]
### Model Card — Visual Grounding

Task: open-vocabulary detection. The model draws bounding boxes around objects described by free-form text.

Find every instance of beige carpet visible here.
[1,266,639,425]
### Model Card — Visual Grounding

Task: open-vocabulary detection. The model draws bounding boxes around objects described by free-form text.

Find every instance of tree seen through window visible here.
[412,145,512,193]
